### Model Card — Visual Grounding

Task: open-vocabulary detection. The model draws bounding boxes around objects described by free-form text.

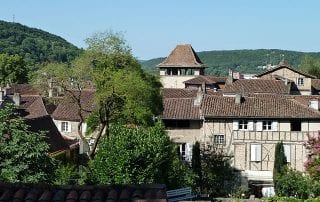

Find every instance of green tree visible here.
[273,141,288,196]
[200,144,236,197]
[89,122,192,189]
[85,31,162,158]
[0,104,55,183]
[300,55,320,78]
[0,53,28,84]
[192,141,202,193]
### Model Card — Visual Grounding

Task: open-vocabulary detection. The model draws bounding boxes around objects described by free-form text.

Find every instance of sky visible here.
[1,0,320,60]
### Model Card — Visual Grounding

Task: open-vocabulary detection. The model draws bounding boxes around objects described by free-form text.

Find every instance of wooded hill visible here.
[0,20,81,65]
[141,49,320,76]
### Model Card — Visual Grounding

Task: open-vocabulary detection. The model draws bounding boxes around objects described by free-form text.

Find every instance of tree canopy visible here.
[0,53,28,85]
[89,123,192,188]
[0,104,55,183]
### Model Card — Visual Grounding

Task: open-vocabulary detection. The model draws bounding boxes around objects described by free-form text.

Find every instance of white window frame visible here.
[262,121,272,131]
[297,78,304,86]
[179,143,186,161]
[250,144,262,162]
[213,134,225,144]
[239,120,248,130]
[61,121,69,132]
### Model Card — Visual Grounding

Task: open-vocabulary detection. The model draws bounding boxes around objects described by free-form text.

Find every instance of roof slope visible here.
[256,61,316,78]
[25,115,71,154]
[157,44,206,68]
[223,79,290,95]
[162,98,200,120]
[312,79,320,91]
[162,88,222,99]
[184,75,227,85]
[52,90,95,121]
[0,183,166,201]
[202,95,320,119]
[6,84,39,96]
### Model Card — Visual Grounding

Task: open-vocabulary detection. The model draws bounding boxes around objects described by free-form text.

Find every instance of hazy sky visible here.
[1,0,320,59]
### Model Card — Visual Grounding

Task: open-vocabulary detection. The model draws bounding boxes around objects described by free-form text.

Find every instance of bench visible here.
[166,187,196,202]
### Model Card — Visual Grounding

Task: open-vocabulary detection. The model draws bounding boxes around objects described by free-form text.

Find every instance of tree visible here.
[85,31,162,158]
[304,132,320,181]
[273,141,288,195]
[89,122,192,189]
[0,104,55,183]
[192,141,202,193]
[300,55,320,78]
[0,53,28,85]
[199,143,236,197]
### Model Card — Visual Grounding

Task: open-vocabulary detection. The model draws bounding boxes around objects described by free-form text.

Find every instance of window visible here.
[283,144,291,163]
[263,121,272,131]
[163,120,190,128]
[213,135,225,144]
[61,121,69,132]
[239,120,248,130]
[179,143,193,161]
[297,78,304,86]
[250,144,262,162]
[290,120,301,131]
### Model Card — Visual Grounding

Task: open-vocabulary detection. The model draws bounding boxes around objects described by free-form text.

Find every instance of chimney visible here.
[235,94,242,104]
[194,88,203,106]
[13,93,20,106]
[309,100,319,111]
[0,89,4,102]
[201,82,206,94]
[226,68,234,85]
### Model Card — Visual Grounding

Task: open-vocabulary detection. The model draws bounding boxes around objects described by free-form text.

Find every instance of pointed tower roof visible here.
[157,44,207,68]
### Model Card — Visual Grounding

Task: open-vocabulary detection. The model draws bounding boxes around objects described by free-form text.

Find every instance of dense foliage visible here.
[0,53,28,84]
[305,132,320,181]
[141,49,320,76]
[301,55,320,78]
[0,20,81,65]
[191,142,239,197]
[89,123,193,189]
[0,104,55,183]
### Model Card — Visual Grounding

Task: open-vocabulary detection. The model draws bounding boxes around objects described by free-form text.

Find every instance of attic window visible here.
[297,78,304,86]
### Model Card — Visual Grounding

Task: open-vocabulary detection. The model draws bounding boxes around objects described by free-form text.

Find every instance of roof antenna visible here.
[12,14,15,23]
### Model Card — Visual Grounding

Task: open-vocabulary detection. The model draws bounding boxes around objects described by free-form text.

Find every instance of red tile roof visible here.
[184,75,227,85]
[202,95,320,119]
[223,79,290,95]
[0,183,166,201]
[52,90,95,121]
[162,98,200,120]
[25,115,73,154]
[18,96,49,119]
[6,84,40,96]
[162,88,222,99]
[157,44,206,68]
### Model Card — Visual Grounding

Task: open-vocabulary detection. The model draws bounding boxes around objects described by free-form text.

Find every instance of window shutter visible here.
[256,121,263,131]
[67,122,71,132]
[81,123,87,135]
[284,144,291,163]
[233,120,239,130]
[57,121,62,132]
[272,121,278,131]
[251,144,261,161]
[185,143,193,162]
[248,120,254,131]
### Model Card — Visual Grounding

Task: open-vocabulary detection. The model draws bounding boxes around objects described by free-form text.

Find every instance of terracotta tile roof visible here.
[6,84,39,95]
[162,98,200,120]
[0,183,166,201]
[223,79,290,95]
[202,95,320,119]
[52,90,95,121]
[312,79,320,91]
[25,115,72,154]
[256,61,316,78]
[19,96,49,119]
[162,88,222,98]
[292,95,320,107]
[184,75,227,85]
[157,44,206,68]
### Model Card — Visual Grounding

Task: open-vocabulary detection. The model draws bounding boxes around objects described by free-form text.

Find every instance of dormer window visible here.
[297,78,304,86]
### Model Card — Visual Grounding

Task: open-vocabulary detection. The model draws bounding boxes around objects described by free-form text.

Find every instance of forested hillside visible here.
[141,49,320,76]
[0,20,81,65]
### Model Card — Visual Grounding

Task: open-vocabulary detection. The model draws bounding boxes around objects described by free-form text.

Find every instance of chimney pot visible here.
[13,93,20,106]
[235,94,242,104]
